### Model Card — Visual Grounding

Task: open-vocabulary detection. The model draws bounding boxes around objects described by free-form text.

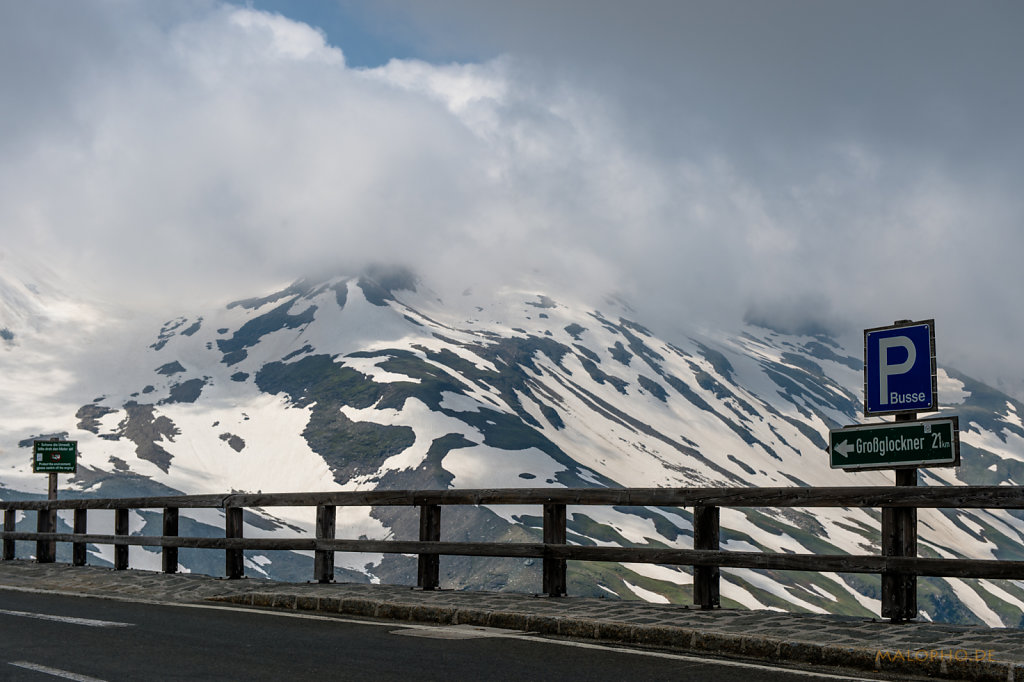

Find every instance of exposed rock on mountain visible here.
[3,267,1024,626]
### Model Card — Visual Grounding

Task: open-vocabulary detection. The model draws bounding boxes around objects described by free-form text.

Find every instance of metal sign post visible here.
[838,318,959,623]
[884,411,918,622]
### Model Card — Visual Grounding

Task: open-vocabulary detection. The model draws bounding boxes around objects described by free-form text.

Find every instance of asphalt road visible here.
[0,589,885,681]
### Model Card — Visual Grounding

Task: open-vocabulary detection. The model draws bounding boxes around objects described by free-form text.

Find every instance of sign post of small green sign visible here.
[32,440,78,474]
[829,417,959,471]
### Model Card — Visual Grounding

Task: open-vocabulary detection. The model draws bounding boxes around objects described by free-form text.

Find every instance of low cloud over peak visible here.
[1,1,1022,398]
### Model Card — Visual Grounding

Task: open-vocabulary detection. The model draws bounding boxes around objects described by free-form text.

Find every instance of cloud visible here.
[1,1,1023,398]
[2,4,491,297]
[356,0,1024,394]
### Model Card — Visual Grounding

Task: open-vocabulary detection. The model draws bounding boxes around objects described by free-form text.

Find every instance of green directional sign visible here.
[829,417,959,471]
[32,440,78,474]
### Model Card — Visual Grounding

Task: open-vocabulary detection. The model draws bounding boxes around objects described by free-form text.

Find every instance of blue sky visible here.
[247,1,427,67]
[1,1,1023,396]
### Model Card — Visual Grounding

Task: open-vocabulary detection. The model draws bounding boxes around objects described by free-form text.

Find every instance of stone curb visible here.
[208,592,1024,682]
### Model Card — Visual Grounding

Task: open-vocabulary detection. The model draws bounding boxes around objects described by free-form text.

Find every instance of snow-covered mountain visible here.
[3,264,1024,626]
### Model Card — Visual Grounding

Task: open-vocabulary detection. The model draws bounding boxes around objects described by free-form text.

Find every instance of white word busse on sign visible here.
[863,320,937,416]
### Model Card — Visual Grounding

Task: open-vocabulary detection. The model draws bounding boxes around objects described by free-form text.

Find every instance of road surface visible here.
[0,589,886,681]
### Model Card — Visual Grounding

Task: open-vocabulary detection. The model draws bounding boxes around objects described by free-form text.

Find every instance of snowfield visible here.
[3,266,1024,626]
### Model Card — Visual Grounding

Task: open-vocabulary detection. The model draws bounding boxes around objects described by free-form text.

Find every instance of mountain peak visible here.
[3,271,1024,626]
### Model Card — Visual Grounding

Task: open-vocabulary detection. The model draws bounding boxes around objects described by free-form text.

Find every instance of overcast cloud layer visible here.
[1,1,1023,397]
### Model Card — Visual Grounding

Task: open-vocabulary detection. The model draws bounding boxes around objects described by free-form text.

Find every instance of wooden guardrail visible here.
[3,486,1024,622]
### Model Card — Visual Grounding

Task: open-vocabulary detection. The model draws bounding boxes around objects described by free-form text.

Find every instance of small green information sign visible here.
[32,440,78,474]
[829,417,959,471]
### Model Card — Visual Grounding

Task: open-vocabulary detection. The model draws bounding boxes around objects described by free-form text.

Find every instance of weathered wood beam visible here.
[162,507,179,574]
[35,509,55,563]
[314,505,336,584]
[114,508,129,570]
[2,510,14,560]
[693,505,720,609]
[72,509,87,566]
[3,486,1023,511]
[7,529,1024,580]
[416,504,440,591]
[225,507,244,580]
[543,503,567,597]
[0,495,228,511]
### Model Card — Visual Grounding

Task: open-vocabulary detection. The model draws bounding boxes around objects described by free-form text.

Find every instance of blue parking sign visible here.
[864,320,937,416]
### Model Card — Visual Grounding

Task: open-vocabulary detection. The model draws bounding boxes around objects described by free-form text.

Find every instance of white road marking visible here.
[391,624,527,639]
[0,608,133,628]
[8,661,108,682]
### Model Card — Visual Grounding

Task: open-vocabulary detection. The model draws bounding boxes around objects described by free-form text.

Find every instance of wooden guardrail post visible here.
[315,504,336,584]
[114,508,129,570]
[693,504,720,609]
[3,509,16,560]
[882,468,918,622]
[543,502,567,597]
[225,506,244,579]
[35,507,55,563]
[163,507,179,574]
[72,509,88,566]
[417,504,441,590]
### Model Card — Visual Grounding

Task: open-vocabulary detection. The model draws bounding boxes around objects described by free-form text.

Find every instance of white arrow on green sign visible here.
[829,417,959,471]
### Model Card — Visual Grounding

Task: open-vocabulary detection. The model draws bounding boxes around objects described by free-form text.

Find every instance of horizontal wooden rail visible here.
[4,486,1024,511]
[4,485,1024,622]
[5,531,1024,581]
[0,494,229,512]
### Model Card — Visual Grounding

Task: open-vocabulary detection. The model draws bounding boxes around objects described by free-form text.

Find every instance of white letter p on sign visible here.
[878,336,916,405]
